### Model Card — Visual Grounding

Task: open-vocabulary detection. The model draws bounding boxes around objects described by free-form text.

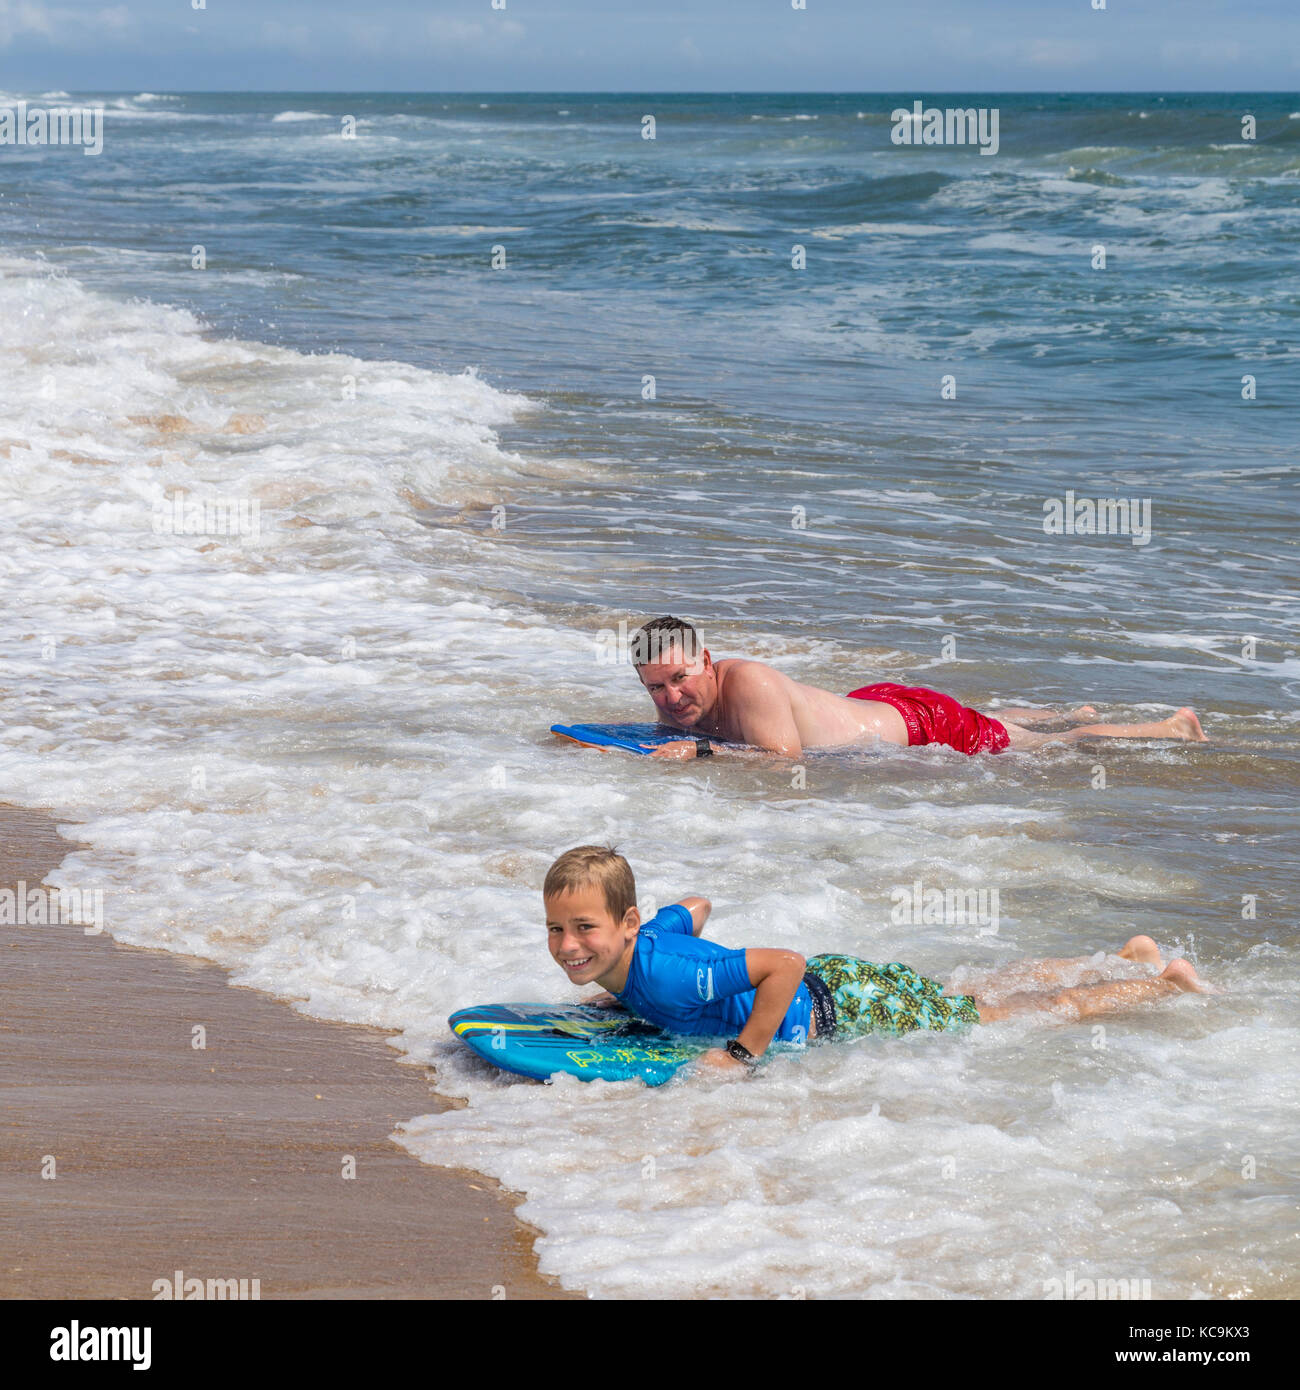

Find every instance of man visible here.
[629,615,1207,759]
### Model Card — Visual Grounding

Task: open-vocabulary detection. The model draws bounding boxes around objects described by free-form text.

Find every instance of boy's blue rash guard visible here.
[615,905,813,1042]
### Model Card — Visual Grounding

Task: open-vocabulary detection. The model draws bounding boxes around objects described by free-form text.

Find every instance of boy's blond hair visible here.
[543,845,636,921]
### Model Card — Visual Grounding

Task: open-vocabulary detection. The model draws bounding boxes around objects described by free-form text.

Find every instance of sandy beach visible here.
[0,803,574,1301]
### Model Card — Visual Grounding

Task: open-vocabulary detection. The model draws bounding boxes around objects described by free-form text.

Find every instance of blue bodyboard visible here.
[448,1001,704,1085]
[550,722,715,754]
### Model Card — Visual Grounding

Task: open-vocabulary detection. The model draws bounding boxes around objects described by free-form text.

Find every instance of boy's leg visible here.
[1117,934,1163,966]
[947,936,1163,999]
[974,959,1208,1023]
[1001,708,1207,750]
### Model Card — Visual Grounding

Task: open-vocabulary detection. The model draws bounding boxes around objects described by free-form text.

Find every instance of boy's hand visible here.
[693,1047,749,1075]
[585,991,618,1008]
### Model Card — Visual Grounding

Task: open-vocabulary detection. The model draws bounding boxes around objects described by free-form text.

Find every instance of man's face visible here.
[637,645,715,727]
[546,885,639,990]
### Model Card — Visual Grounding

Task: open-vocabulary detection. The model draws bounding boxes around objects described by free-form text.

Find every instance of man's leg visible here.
[1001,708,1207,750]
[974,959,1208,1023]
[993,705,1097,725]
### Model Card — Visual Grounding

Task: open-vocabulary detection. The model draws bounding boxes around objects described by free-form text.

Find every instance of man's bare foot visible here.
[1160,958,1213,993]
[1166,708,1209,742]
[1118,934,1162,967]
[1064,705,1097,722]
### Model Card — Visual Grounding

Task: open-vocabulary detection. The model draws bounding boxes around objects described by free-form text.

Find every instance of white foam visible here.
[2,256,1293,1300]
[811,222,954,239]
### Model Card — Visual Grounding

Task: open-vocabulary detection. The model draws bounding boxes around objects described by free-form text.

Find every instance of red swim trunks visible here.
[846,683,1010,756]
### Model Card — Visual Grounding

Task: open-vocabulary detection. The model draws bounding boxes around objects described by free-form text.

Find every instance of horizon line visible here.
[4,87,1298,97]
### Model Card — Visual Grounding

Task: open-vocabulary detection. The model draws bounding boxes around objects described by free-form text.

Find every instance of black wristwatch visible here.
[725,1038,758,1065]
[695,738,712,758]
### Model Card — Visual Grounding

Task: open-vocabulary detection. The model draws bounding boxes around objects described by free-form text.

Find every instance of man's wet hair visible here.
[631,615,702,668]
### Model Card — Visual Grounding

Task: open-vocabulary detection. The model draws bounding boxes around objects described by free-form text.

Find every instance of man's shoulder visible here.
[717,657,788,691]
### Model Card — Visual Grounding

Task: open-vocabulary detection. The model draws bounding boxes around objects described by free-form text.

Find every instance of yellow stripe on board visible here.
[453,1020,558,1035]
[453,1018,622,1037]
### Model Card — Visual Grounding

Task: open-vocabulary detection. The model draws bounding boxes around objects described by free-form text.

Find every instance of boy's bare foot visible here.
[1118,934,1162,967]
[1065,705,1097,722]
[1160,958,1213,993]
[1166,708,1209,742]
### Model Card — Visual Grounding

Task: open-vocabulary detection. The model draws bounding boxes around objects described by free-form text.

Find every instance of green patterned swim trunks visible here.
[804,953,980,1040]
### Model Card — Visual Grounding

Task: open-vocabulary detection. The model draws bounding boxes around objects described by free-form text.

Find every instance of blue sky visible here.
[2,0,1297,92]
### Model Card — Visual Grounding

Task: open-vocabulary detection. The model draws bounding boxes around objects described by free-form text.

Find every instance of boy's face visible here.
[546,884,640,991]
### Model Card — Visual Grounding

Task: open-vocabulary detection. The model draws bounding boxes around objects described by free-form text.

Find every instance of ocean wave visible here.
[1064,166,1130,187]
[811,220,953,239]
[103,96,194,118]
[0,254,536,515]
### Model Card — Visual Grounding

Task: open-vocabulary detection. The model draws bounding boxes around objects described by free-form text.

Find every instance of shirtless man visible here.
[630,615,1208,760]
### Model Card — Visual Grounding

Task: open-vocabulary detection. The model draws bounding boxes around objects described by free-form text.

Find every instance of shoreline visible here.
[0,802,576,1300]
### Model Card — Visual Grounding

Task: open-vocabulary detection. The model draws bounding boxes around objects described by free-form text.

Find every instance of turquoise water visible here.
[1,89,1297,1298]
[6,91,1296,674]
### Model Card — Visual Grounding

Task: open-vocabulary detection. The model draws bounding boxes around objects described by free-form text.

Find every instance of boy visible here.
[544,845,1210,1074]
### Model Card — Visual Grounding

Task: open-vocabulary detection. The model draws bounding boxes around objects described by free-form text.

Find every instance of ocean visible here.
[1,89,1297,1298]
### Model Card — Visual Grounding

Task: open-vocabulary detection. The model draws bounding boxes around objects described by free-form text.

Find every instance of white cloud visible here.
[1160,38,1241,64]
[427,16,525,46]
[259,19,313,54]
[1024,38,1099,67]
[427,18,484,44]
[0,0,55,48]
[343,21,391,57]
[1,0,133,47]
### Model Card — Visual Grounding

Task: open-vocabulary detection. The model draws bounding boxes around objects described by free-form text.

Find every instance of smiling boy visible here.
[542,845,1208,1075]
[545,845,810,1073]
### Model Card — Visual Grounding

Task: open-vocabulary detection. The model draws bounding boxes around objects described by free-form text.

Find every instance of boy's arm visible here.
[678,895,711,936]
[734,948,807,1059]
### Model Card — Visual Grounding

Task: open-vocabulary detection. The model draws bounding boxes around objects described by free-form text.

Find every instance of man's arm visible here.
[725,664,803,757]
[648,664,803,761]
[647,738,782,762]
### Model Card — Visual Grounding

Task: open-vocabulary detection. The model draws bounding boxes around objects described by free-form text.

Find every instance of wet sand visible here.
[0,803,575,1300]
